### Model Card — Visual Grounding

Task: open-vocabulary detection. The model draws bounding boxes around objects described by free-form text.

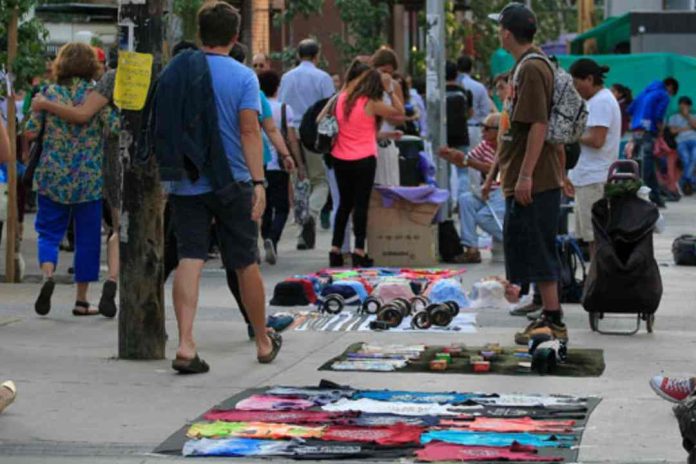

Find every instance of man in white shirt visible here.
[279,39,335,250]
[568,58,622,259]
[457,55,492,149]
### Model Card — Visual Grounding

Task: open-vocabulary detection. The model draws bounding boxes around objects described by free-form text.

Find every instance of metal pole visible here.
[4,8,19,283]
[425,0,448,218]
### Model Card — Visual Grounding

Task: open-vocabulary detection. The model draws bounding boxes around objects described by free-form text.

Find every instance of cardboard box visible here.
[367,190,439,267]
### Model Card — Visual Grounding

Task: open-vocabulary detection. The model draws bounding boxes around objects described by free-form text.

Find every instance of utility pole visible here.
[117,0,166,359]
[4,7,19,283]
[425,0,448,217]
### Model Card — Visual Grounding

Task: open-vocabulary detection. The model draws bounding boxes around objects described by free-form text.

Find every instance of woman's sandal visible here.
[172,354,210,374]
[257,332,282,364]
[72,301,99,316]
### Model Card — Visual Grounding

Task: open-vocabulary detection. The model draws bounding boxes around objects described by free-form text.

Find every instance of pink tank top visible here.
[332,93,377,161]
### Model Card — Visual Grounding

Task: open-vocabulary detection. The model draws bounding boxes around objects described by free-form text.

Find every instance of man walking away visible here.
[279,39,335,250]
[628,76,679,207]
[457,55,492,149]
[567,58,622,260]
[157,2,281,373]
[488,3,567,345]
[445,60,473,198]
[668,96,696,196]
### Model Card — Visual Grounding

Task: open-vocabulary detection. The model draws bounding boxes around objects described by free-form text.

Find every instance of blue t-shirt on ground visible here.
[170,54,261,196]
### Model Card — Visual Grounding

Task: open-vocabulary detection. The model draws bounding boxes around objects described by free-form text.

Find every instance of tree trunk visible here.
[118,0,166,360]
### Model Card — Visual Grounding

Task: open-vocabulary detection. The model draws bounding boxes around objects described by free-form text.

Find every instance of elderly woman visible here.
[26,42,118,317]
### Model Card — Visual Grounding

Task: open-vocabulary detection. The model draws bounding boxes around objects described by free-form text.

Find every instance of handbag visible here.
[22,112,47,188]
[314,94,339,154]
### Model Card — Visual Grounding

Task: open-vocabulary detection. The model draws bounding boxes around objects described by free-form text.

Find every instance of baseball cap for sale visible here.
[488,2,538,39]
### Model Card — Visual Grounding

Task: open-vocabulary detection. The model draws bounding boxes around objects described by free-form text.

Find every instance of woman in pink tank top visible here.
[329,68,404,268]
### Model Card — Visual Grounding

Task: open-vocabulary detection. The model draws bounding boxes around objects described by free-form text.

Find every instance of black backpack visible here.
[445,85,472,147]
[438,220,464,263]
[556,235,586,303]
[299,97,330,153]
[673,235,696,265]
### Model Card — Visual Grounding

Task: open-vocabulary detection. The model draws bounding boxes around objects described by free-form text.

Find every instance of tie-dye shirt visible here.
[26,78,119,204]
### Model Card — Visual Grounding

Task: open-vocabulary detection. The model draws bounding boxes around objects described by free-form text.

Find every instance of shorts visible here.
[504,188,561,284]
[169,184,258,270]
[574,182,604,242]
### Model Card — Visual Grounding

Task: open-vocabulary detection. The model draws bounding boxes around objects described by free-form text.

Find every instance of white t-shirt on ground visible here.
[569,88,622,187]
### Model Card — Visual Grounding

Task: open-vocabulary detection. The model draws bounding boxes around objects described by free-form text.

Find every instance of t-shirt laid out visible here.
[415,441,563,462]
[170,54,260,195]
[203,409,357,425]
[457,394,588,408]
[668,113,696,144]
[235,394,316,411]
[183,437,291,457]
[353,390,473,404]
[321,424,423,445]
[322,398,457,416]
[498,48,563,198]
[420,430,576,448]
[265,98,296,171]
[187,420,325,440]
[438,417,576,434]
[568,88,621,187]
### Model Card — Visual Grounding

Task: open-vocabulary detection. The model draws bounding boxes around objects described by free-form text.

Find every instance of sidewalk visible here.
[1,199,695,463]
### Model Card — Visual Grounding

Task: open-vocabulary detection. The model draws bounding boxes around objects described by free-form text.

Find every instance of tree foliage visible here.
[1,0,48,93]
[173,0,203,41]
[332,0,390,65]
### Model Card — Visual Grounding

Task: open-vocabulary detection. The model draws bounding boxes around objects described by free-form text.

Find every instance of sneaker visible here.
[0,381,17,414]
[649,376,696,403]
[515,318,568,345]
[297,236,308,250]
[526,308,544,321]
[320,209,331,230]
[302,217,316,249]
[352,253,374,268]
[509,302,542,317]
[329,251,344,268]
[264,239,277,265]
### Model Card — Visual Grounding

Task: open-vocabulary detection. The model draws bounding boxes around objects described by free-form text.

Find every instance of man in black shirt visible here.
[445,60,473,198]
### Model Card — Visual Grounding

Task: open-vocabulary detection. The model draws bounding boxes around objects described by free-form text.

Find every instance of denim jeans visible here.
[677,139,696,187]
[458,189,505,248]
[633,132,661,204]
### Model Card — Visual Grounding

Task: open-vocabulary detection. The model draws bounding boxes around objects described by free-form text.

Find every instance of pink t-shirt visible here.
[332,93,377,161]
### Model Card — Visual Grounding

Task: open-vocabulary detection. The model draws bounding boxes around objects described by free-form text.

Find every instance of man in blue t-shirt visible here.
[167,1,282,373]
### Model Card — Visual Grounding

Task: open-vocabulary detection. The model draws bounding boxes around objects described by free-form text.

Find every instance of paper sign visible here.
[114,51,153,111]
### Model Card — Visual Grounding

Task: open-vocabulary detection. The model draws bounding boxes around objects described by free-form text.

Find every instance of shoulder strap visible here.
[512,53,554,86]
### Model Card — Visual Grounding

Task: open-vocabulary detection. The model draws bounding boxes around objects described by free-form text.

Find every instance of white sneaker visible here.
[264,239,277,265]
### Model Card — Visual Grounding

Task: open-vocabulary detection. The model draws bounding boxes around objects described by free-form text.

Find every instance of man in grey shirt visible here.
[279,39,335,249]
[457,55,492,149]
[668,96,696,194]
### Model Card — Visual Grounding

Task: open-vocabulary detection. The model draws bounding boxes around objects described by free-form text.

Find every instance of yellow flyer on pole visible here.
[114,51,153,111]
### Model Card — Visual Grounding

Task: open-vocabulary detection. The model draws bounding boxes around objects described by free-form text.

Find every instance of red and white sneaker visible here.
[649,376,696,403]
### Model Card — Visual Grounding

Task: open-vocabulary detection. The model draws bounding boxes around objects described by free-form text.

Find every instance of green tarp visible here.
[490,51,696,116]
[570,14,632,55]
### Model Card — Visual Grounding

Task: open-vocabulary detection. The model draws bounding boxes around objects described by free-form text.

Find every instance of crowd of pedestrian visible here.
[0,1,694,398]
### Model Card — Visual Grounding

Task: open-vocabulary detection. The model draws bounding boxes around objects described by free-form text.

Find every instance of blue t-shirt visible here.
[170,54,261,196]
[259,91,273,165]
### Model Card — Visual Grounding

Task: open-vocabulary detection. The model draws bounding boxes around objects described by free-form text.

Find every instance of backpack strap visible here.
[280,102,288,140]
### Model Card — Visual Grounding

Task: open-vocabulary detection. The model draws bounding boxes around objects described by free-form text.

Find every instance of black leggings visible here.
[332,156,377,250]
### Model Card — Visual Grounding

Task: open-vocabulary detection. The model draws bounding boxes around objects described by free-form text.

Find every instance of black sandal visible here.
[72,301,99,316]
[35,278,55,316]
[257,332,282,364]
[98,280,118,318]
[172,354,210,374]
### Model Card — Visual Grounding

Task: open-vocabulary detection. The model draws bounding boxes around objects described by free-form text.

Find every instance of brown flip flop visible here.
[257,332,282,364]
[72,301,99,316]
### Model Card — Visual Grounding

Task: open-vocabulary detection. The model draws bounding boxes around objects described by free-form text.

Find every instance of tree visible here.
[332,0,390,65]
[172,0,202,41]
[270,0,324,69]
[0,0,47,93]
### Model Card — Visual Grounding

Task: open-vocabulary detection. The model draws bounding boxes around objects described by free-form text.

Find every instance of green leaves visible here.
[173,0,203,41]
[333,0,390,65]
[1,0,47,93]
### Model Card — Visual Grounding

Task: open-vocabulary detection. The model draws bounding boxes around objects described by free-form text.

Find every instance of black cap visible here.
[488,2,537,40]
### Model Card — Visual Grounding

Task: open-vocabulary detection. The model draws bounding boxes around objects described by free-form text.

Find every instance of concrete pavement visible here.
[1,198,695,463]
